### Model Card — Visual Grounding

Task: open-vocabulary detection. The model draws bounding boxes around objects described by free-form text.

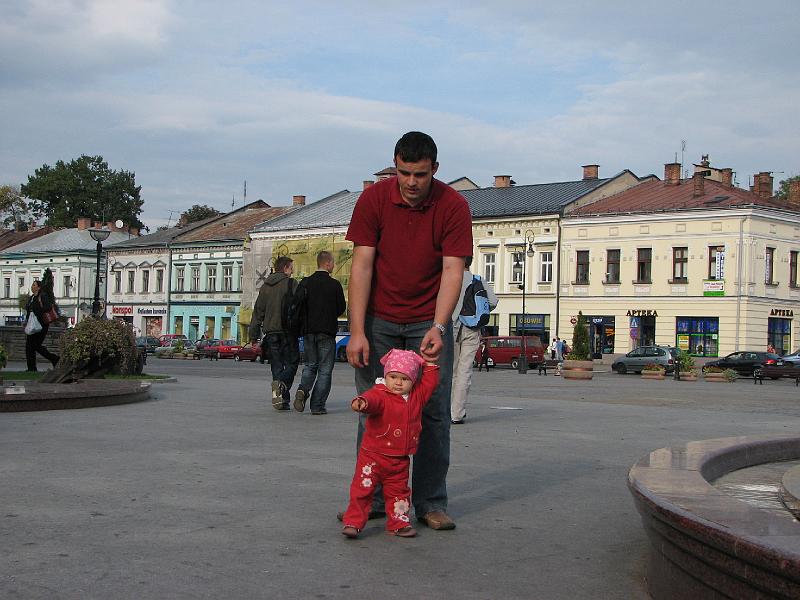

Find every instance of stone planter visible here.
[641,370,665,380]
[679,371,698,381]
[703,371,729,382]
[562,359,593,380]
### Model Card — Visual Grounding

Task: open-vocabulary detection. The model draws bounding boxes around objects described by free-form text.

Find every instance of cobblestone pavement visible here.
[2,359,799,599]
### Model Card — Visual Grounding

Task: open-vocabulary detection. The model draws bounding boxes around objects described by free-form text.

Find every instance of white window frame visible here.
[3,277,10,299]
[156,269,164,293]
[510,251,523,284]
[539,251,553,283]
[483,253,496,284]
[63,275,71,298]
[127,270,135,294]
[191,266,200,292]
[141,269,149,293]
[176,266,185,291]
[207,266,217,291]
[223,265,233,291]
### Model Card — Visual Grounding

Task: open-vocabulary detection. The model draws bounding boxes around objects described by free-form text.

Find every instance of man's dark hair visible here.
[464,256,473,268]
[274,256,293,273]
[394,131,437,164]
[317,250,333,267]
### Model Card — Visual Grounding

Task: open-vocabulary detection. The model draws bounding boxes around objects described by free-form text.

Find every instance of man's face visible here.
[395,157,438,206]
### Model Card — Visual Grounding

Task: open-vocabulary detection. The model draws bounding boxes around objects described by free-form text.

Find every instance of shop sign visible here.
[677,334,690,351]
[570,316,577,325]
[770,309,794,317]
[137,307,168,315]
[111,305,134,316]
[518,314,545,327]
[626,309,658,317]
[703,280,725,297]
[591,317,603,324]
[190,316,200,325]
[716,250,725,280]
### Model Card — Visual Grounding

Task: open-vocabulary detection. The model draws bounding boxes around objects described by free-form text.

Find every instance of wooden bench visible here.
[538,359,562,375]
[753,364,800,385]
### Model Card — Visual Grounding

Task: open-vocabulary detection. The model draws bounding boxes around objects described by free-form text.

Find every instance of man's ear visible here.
[431,161,439,176]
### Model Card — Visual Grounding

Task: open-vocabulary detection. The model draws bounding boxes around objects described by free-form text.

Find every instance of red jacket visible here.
[355,365,439,456]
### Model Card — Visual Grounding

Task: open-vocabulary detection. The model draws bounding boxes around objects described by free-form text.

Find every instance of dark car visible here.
[135,336,160,354]
[612,346,678,374]
[703,351,780,376]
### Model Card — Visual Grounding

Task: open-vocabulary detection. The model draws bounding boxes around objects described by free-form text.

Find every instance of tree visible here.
[777,175,800,200]
[0,184,33,230]
[21,155,144,229]
[181,204,222,224]
[568,311,591,360]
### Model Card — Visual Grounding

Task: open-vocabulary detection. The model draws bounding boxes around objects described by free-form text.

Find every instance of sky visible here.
[1,0,798,230]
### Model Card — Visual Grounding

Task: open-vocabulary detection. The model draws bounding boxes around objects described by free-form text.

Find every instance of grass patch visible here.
[1,371,170,381]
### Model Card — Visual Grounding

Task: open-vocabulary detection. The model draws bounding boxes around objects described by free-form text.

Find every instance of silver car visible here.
[612,346,678,374]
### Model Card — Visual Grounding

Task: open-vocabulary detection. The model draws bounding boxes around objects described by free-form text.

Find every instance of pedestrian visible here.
[24,270,60,372]
[293,250,346,415]
[344,131,473,531]
[341,349,438,539]
[767,343,776,354]
[249,256,300,410]
[558,337,568,358]
[549,338,558,360]
[477,341,490,372]
[450,256,497,425]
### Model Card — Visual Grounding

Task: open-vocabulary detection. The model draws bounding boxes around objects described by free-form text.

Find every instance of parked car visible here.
[158,333,187,347]
[135,336,160,354]
[612,346,678,374]
[474,336,544,369]
[153,339,186,356]
[202,339,242,360]
[234,342,263,362]
[703,351,780,376]
[779,350,800,365]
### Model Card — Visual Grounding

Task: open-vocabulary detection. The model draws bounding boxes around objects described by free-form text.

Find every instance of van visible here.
[475,336,545,369]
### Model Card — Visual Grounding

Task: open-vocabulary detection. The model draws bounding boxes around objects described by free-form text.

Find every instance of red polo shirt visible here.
[346,176,473,323]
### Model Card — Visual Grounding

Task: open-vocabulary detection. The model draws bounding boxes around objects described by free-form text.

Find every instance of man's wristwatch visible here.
[432,322,446,335]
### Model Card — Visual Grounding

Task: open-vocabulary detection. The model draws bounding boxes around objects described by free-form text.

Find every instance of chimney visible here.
[292,195,306,206]
[494,175,512,188]
[77,217,92,230]
[582,164,599,180]
[692,172,705,197]
[664,162,681,185]
[363,180,374,190]
[721,168,733,187]
[757,171,773,199]
[789,180,800,206]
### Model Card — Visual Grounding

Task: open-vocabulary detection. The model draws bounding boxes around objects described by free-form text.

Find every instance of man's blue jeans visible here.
[265,332,299,401]
[299,332,336,412]
[354,315,454,516]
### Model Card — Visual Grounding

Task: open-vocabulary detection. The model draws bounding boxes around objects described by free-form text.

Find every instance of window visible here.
[127,270,135,293]
[539,251,552,283]
[511,252,523,284]
[223,265,233,291]
[3,277,9,298]
[114,271,121,294]
[156,269,164,293]
[176,266,185,291]
[672,247,688,282]
[191,266,200,291]
[575,250,589,284]
[207,266,217,291]
[636,248,652,283]
[708,246,725,280]
[606,249,620,283]
[141,270,149,293]
[18,276,24,290]
[63,275,71,298]
[766,247,775,285]
[791,251,798,288]
[483,253,496,283]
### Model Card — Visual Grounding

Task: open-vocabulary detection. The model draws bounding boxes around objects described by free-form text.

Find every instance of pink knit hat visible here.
[380,349,426,381]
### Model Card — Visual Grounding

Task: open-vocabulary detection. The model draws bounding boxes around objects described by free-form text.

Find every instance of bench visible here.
[753,364,800,385]
[538,359,562,375]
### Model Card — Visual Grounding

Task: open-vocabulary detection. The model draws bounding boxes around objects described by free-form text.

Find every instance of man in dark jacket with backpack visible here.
[293,251,346,415]
[249,256,299,410]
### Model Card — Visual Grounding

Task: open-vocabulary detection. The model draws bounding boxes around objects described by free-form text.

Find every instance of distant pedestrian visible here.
[477,341,490,372]
[293,251,346,415]
[767,343,776,354]
[24,270,60,372]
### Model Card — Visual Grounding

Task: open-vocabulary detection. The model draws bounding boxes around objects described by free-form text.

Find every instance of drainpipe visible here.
[735,217,745,351]
[166,242,172,334]
[555,220,562,337]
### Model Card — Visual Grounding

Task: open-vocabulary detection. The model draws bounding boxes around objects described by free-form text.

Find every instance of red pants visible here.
[342,448,412,532]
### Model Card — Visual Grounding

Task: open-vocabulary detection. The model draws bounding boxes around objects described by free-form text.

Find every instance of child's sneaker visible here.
[387,526,417,538]
[341,526,360,539]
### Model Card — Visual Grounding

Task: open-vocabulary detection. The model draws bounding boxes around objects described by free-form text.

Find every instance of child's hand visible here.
[351,397,368,412]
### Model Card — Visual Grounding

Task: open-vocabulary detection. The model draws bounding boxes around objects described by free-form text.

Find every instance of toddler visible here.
[341,348,439,538]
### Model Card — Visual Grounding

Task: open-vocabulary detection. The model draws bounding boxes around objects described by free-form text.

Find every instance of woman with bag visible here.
[25,272,60,372]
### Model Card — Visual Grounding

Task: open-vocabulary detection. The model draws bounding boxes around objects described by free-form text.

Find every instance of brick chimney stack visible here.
[582,164,599,180]
[721,168,733,187]
[363,180,374,190]
[77,217,92,230]
[664,163,681,185]
[756,172,773,199]
[494,175,512,188]
[788,179,800,206]
[292,195,306,206]
[692,172,706,197]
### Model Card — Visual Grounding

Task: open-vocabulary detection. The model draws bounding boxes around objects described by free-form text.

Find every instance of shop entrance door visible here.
[639,316,656,347]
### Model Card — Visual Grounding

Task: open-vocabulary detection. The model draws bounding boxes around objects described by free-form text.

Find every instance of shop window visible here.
[672,247,688,282]
[575,250,589,284]
[636,248,652,283]
[791,251,798,288]
[676,317,719,357]
[174,316,183,336]
[221,317,232,339]
[606,249,620,283]
[708,246,725,280]
[765,247,775,285]
[539,251,552,283]
[768,317,791,355]
[483,253,496,284]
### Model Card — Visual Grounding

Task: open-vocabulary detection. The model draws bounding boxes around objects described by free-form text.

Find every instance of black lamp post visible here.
[515,230,536,374]
[89,227,111,317]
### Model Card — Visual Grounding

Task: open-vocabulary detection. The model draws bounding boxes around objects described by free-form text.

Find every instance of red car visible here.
[234,342,263,363]
[474,336,545,369]
[203,339,242,360]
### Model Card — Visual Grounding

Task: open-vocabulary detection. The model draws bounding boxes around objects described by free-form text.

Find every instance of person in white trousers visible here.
[450,257,497,424]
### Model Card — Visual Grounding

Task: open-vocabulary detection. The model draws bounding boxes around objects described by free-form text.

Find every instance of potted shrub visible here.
[723,368,738,382]
[57,316,138,377]
[563,312,593,380]
[641,363,666,380]
[677,350,697,381]
[703,365,727,382]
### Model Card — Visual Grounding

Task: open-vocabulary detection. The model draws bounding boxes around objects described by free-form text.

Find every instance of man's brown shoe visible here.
[418,510,456,530]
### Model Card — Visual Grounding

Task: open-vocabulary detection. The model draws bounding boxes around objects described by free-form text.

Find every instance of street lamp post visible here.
[89,227,111,317]
[515,230,536,374]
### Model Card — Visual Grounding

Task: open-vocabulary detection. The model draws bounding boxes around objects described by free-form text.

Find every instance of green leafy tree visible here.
[180,204,222,224]
[776,175,800,200]
[21,155,144,229]
[568,311,591,360]
[0,184,33,230]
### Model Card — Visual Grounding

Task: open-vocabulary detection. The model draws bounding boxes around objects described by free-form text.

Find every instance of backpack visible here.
[281,279,308,335]
[458,275,492,329]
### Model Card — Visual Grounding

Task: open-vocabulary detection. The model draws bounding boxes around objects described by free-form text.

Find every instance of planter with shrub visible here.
[641,363,666,380]
[563,312,593,380]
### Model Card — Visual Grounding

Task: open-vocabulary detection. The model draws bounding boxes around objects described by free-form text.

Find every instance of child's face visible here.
[385,371,414,395]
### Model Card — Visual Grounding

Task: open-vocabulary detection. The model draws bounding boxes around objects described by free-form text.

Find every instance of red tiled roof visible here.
[174,203,291,243]
[0,227,58,251]
[569,178,798,216]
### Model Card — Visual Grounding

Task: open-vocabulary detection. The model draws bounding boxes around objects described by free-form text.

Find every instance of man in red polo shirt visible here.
[345,131,473,531]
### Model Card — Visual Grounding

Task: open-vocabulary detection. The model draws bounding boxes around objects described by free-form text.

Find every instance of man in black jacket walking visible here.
[293,251,346,415]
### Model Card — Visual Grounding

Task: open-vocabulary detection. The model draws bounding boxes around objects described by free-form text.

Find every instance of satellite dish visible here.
[115,219,124,229]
